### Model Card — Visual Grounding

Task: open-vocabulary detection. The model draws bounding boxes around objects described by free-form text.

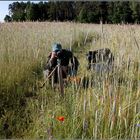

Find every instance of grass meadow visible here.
[0,22,140,139]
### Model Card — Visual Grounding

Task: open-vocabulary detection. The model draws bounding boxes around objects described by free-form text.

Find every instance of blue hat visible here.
[52,43,62,52]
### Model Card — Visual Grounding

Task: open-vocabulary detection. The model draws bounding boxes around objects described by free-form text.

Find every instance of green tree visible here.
[121,2,133,23]
[107,2,115,23]
[48,2,57,21]
[5,1,139,23]
[26,3,40,21]
[25,1,31,21]
[4,15,12,22]
[130,2,140,23]
[38,2,46,21]
[99,2,109,23]
[87,2,100,23]
[9,2,26,21]
[78,7,88,23]
[111,2,123,23]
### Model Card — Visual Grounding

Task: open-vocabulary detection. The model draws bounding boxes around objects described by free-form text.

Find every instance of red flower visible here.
[57,116,65,122]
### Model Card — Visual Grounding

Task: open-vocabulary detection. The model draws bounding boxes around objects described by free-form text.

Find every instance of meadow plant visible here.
[0,22,139,138]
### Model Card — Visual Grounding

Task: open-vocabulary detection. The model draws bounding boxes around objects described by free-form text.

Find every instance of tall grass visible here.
[0,22,140,138]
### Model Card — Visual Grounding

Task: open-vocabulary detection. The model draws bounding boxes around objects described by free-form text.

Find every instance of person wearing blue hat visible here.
[52,43,62,52]
[44,43,79,83]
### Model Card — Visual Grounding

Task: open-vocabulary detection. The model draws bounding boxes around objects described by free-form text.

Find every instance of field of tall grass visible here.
[0,22,140,139]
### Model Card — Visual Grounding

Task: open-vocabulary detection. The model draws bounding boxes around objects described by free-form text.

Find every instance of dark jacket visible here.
[45,49,79,71]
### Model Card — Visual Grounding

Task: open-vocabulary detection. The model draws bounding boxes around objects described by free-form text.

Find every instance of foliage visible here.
[4,1,140,24]
[4,15,12,22]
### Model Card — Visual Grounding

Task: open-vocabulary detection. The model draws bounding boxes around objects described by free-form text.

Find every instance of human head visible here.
[52,43,62,52]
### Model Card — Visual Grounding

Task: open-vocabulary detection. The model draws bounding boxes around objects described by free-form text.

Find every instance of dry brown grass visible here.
[0,22,140,139]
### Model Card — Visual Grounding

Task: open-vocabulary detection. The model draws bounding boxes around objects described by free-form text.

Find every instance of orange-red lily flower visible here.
[57,116,65,122]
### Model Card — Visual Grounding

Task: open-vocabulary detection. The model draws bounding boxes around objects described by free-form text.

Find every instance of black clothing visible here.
[57,49,73,66]
[45,49,73,70]
[45,49,79,83]
[86,48,114,70]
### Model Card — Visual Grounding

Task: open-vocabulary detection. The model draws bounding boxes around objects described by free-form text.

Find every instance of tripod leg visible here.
[51,72,55,89]
[58,65,64,97]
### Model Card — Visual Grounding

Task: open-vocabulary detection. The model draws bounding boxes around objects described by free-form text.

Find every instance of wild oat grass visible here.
[0,22,140,138]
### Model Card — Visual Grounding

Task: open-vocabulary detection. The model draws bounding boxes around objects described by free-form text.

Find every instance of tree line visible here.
[4,1,140,24]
